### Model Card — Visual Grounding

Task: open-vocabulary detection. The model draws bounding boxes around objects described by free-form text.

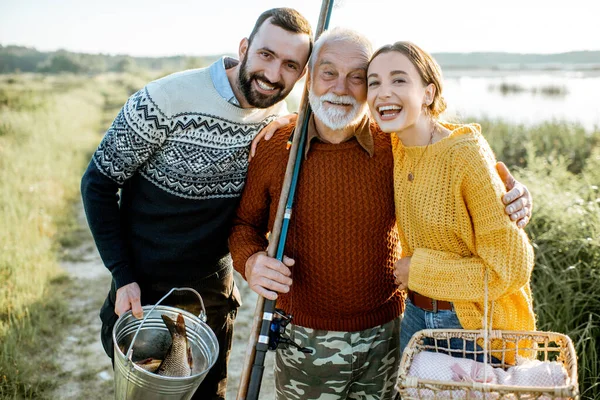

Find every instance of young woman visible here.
[366,42,536,363]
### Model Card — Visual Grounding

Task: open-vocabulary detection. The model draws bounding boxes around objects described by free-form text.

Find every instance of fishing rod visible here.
[236,1,336,399]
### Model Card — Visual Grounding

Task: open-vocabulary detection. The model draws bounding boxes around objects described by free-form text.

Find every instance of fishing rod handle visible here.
[246,351,268,400]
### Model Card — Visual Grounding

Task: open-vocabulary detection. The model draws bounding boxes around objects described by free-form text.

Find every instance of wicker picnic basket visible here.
[397,328,579,399]
[397,272,579,399]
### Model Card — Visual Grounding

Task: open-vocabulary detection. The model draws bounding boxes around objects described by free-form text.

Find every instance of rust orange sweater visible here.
[229,118,403,332]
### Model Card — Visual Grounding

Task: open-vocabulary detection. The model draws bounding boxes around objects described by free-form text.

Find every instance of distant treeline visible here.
[2,44,600,74]
[434,51,600,70]
[0,45,221,74]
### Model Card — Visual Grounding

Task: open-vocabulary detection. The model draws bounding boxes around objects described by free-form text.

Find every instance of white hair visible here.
[308,27,373,75]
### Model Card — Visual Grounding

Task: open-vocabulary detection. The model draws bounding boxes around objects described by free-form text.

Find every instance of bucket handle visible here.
[125,287,207,361]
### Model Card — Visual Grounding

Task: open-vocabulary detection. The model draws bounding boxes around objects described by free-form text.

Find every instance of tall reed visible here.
[484,120,600,399]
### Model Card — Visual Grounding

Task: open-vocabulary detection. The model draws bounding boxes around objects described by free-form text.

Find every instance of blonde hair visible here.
[370,41,447,119]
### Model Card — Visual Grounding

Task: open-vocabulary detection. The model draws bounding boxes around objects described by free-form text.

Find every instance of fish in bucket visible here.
[112,288,219,400]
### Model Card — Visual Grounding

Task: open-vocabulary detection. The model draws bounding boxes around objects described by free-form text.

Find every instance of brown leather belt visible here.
[408,290,453,313]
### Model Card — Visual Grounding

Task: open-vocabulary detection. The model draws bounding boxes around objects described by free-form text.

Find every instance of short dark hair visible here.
[248,8,314,54]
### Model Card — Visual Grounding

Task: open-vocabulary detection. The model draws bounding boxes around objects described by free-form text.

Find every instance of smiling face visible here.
[308,41,369,131]
[238,19,311,108]
[367,51,435,134]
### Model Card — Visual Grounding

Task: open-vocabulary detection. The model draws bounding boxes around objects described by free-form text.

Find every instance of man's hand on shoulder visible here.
[245,251,294,300]
[496,161,533,228]
[115,282,143,319]
[249,114,297,160]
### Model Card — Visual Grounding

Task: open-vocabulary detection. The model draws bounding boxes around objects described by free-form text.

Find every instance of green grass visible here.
[480,118,600,174]
[484,121,600,399]
[0,277,72,398]
[0,73,137,398]
[530,169,599,398]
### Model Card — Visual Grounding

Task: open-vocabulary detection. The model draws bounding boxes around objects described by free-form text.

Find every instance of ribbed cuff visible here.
[407,248,429,293]
[232,245,265,280]
[112,266,136,289]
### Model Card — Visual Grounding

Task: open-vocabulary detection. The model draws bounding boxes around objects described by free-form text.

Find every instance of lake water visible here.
[442,69,600,131]
[290,69,600,132]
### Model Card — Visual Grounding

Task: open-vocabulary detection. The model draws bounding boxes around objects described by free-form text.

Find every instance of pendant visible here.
[408,172,414,182]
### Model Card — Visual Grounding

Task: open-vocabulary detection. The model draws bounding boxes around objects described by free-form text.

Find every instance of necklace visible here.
[407,125,436,182]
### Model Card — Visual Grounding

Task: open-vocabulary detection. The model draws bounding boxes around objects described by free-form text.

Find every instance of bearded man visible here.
[80,8,312,399]
[229,27,532,400]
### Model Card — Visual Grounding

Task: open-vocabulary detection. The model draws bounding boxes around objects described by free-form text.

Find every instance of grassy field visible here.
[0,72,149,398]
[483,118,600,398]
[0,73,598,399]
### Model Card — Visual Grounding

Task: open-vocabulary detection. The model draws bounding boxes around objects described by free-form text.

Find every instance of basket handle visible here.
[125,287,207,361]
[482,268,495,383]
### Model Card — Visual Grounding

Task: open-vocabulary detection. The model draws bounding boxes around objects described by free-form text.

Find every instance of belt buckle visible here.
[431,299,438,313]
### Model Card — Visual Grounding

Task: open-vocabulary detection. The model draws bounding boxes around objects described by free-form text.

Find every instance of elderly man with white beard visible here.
[229,27,531,400]
[230,27,402,399]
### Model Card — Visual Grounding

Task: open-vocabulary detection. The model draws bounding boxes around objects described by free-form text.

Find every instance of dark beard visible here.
[238,58,288,108]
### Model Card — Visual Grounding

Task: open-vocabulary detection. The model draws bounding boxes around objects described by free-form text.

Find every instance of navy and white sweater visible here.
[81,67,286,289]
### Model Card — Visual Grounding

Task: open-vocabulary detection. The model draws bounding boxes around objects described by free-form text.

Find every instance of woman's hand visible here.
[394,257,411,291]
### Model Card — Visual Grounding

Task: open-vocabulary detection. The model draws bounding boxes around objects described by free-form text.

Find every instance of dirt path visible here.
[51,208,114,399]
[51,205,275,399]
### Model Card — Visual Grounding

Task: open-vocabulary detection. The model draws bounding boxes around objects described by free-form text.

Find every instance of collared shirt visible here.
[304,114,375,159]
[209,56,241,106]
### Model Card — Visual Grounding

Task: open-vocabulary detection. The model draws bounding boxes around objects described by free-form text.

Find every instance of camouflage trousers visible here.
[275,317,401,400]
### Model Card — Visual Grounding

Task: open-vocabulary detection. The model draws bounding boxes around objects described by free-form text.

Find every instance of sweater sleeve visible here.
[80,83,170,289]
[228,132,286,279]
[408,137,534,302]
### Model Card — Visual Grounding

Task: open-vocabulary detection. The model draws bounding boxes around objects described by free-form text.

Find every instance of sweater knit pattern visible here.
[230,119,404,332]
[93,67,283,199]
[392,123,536,338]
[82,66,286,288]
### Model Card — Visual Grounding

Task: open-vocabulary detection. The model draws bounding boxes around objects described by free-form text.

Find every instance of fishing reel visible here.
[268,309,312,354]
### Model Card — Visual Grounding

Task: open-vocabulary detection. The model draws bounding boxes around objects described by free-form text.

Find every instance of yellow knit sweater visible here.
[392,122,536,339]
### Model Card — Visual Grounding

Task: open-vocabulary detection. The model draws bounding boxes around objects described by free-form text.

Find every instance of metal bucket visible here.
[113,288,219,400]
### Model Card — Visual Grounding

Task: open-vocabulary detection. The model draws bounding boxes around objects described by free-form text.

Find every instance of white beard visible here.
[309,91,367,131]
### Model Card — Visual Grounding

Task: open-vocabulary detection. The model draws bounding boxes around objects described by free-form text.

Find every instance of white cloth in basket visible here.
[405,351,498,399]
[404,351,569,400]
[495,356,568,387]
[407,351,498,384]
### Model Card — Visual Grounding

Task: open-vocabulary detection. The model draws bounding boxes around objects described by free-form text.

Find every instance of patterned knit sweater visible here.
[392,122,536,335]
[81,66,286,289]
[230,117,404,332]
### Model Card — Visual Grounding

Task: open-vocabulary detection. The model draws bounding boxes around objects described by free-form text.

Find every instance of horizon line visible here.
[2,43,600,59]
